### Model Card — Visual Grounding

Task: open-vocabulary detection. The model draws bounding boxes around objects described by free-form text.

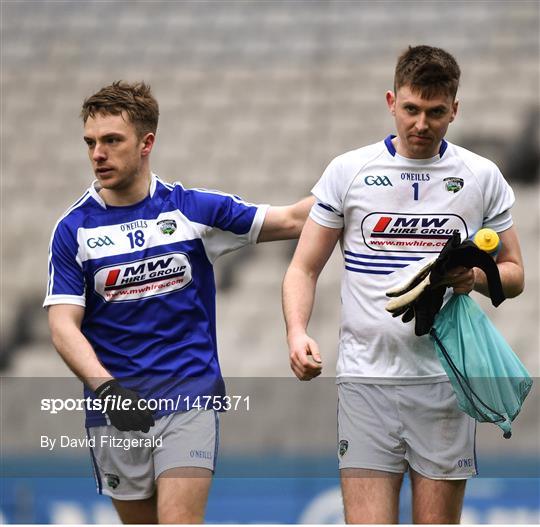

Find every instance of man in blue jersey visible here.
[283,46,525,523]
[44,81,313,523]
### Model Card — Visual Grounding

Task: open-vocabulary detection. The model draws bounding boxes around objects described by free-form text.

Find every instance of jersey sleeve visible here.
[310,157,346,229]
[183,188,269,262]
[44,220,86,307]
[482,164,515,232]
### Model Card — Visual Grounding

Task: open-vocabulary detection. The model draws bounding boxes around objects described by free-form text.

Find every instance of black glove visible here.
[94,379,155,433]
[386,274,447,337]
[430,236,505,307]
[385,235,459,336]
[386,232,505,336]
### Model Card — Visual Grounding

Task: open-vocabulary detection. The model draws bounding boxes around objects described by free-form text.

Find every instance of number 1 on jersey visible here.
[412,182,419,201]
[127,230,145,248]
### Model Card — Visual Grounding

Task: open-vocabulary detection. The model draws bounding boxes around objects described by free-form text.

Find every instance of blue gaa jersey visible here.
[44,174,269,427]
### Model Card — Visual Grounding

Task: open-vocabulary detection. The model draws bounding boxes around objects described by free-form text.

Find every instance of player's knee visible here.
[345,508,396,525]
[158,506,204,524]
[414,511,461,525]
[112,496,158,524]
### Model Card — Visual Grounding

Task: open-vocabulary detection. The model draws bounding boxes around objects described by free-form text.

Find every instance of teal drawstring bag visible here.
[430,294,532,438]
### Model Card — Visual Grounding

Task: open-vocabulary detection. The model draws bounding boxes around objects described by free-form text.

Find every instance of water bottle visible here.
[473,228,501,256]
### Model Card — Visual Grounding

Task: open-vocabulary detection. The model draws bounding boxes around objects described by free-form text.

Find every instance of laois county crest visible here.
[158,219,177,235]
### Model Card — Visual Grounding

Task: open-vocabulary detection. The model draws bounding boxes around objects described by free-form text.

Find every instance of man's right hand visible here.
[94,379,155,433]
[287,333,323,381]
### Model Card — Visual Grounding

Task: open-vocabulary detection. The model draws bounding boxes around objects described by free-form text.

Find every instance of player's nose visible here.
[415,113,429,132]
[92,144,107,161]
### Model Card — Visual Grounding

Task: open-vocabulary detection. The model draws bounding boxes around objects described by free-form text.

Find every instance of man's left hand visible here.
[443,266,475,294]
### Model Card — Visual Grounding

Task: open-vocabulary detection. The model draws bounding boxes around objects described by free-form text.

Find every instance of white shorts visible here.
[337,381,477,479]
[87,409,219,500]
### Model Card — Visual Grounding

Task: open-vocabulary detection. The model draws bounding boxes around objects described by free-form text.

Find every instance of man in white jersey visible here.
[282,45,525,523]
[45,81,313,524]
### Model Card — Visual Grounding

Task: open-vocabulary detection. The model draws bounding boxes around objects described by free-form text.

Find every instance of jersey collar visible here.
[384,134,448,159]
[90,173,158,209]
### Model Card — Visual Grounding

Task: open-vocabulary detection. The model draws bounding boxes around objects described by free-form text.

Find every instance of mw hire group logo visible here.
[361,212,468,252]
[94,252,193,302]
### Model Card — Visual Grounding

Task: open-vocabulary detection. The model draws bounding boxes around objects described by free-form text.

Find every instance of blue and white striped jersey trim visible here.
[344,250,423,275]
[46,191,92,300]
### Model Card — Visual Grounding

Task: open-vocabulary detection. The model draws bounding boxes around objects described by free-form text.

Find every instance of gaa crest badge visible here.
[444,177,464,193]
[338,439,349,457]
[158,219,177,235]
[105,473,120,489]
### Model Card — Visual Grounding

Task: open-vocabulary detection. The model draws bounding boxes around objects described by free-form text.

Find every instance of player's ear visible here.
[140,133,155,157]
[450,99,459,123]
[386,91,396,115]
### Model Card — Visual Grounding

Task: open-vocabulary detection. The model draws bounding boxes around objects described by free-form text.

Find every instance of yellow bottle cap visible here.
[474,228,500,253]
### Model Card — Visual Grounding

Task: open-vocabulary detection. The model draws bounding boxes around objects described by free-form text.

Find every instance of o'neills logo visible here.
[94,252,192,302]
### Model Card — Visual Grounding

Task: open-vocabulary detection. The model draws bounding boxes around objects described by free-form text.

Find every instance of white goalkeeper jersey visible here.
[310,135,514,382]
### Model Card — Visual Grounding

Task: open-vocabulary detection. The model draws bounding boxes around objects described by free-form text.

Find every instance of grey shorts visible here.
[87,409,219,500]
[337,381,477,479]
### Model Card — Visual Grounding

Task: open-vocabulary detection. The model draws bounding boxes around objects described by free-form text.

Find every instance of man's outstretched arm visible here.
[257,196,315,242]
[282,218,342,380]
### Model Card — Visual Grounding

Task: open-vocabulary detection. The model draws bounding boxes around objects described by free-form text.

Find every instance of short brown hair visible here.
[81,81,159,137]
[394,45,461,100]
